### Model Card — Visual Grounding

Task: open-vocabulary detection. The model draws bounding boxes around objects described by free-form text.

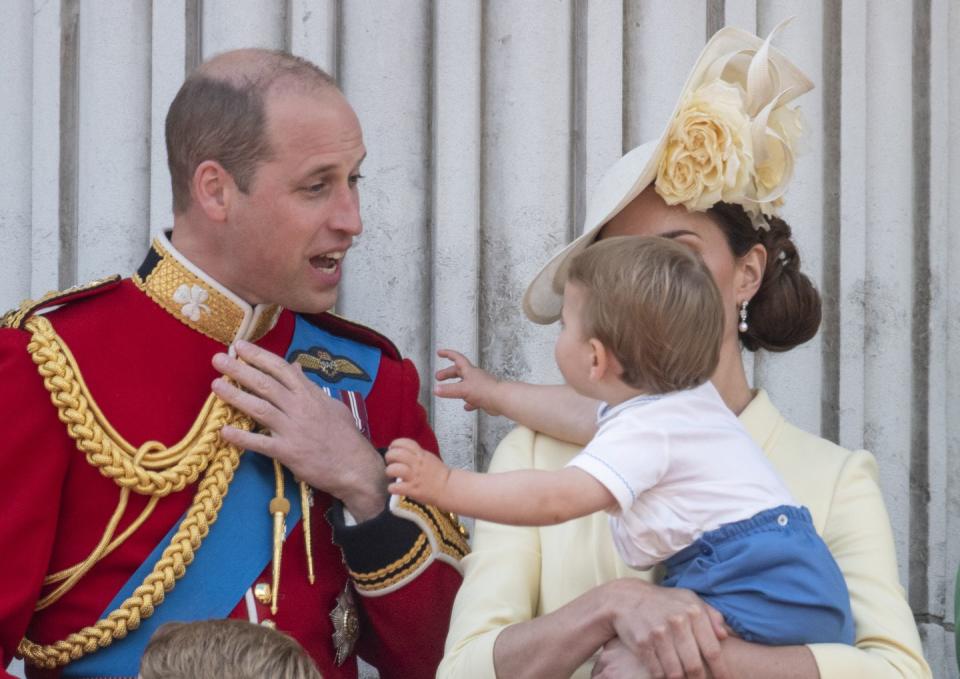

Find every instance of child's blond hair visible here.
[566,236,724,393]
[139,619,322,679]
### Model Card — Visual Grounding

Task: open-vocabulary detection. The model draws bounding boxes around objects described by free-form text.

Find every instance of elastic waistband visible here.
[665,505,813,569]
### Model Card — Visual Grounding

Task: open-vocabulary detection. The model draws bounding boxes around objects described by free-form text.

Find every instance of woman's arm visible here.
[437,427,729,679]
[598,449,931,679]
[803,450,930,678]
[494,579,730,679]
[591,637,818,679]
[386,438,614,525]
[434,349,598,445]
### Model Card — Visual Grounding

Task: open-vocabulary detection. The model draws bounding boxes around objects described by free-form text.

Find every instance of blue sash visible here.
[64,317,381,676]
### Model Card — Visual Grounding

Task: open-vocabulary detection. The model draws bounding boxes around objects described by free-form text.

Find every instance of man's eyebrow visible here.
[303,154,367,178]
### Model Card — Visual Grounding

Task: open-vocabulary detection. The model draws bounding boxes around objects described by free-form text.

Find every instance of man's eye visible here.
[349,173,365,186]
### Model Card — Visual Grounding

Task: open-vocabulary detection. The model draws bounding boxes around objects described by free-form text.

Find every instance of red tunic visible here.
[0,241,464,678]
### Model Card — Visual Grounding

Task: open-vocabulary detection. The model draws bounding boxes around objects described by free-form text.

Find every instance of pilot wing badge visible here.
[291,346,372,384]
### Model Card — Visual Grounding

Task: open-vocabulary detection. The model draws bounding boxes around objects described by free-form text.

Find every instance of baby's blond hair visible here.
[567,236,724,393]
[140,619,322,679]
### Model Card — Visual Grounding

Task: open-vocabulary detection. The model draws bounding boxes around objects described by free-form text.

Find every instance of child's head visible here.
[562,236,724,394]
[139,619,322,679]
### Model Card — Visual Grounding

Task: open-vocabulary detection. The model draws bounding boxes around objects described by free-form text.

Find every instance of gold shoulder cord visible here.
[17,315,252,669]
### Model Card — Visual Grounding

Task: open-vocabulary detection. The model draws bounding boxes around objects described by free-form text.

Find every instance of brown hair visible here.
[706,202,822,352]
[166,49,337,214]
[567,236,724,393]
[140,619,322,679]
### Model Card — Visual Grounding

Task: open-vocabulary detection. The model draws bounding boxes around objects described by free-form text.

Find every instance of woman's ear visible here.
[736,242,767,301]
[192,160,234,223]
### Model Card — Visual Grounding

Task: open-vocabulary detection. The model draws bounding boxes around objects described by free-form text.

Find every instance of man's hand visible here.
[211,339,387,521]
[434,349,503,415]
[384,438,451,506]
[600,579,730,679]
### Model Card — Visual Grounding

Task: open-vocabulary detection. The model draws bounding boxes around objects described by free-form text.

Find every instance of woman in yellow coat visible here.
[436,24,930,679]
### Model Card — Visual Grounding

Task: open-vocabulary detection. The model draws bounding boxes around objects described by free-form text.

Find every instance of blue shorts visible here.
[661,505,854,645]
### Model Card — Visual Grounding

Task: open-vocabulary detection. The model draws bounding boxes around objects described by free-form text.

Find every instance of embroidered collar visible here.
[133,233,282,345]
[596,392,666,425]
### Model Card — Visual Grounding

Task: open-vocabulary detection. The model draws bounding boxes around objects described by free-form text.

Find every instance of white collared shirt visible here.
[567,380,794,569]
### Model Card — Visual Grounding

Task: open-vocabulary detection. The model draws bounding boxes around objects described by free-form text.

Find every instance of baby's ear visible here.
[588,338,617,382]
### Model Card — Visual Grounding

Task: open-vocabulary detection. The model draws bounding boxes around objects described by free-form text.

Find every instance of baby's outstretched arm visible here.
[386,438,615,525]
[435,349,598,445]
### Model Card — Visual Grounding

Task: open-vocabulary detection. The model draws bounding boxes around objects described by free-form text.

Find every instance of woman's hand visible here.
[434,349,503,415]
[591,638,651,679]
[600,579,730,679]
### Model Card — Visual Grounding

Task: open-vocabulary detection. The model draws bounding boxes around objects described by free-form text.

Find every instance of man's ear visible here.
[736,243,767,302]
[588,338,620,382]
[191,160,234,223]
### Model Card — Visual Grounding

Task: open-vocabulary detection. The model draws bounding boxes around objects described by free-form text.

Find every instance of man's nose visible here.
[329,184,363,236]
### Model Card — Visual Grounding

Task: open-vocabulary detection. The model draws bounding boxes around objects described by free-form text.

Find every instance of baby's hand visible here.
[434,349,502,416]
[385,438,452,506]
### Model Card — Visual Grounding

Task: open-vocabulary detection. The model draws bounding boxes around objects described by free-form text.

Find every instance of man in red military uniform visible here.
[0,49,466,679]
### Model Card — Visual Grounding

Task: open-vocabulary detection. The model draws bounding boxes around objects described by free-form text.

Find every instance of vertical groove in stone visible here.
[909,0,932,614]
[821,0,842,444]
[58,0,80,289]
[185,0,201,74]
[706,0,725,40]
[571,0,587,242]
[334,0,343,83]
[621,0,632,152]
[424,0,436,422]
[476,0,488,470]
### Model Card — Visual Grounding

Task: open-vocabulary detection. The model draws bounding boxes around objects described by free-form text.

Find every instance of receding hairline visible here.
[191,47,337,96]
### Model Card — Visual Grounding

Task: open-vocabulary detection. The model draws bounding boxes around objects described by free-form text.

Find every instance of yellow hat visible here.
[522,20,813,325]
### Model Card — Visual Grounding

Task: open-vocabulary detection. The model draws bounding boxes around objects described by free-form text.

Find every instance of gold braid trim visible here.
[25,316,225,495]
[16,316,252,669]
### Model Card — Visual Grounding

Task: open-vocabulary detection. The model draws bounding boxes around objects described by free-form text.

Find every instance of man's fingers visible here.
[212,377,285,429]
[212,352,291,410]
[220,424,278,457]
[233,339,303,392]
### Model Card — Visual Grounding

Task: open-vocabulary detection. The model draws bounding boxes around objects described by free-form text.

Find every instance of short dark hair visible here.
[165,49,336,214]
[567,236,724,393]
[140,619,322,679]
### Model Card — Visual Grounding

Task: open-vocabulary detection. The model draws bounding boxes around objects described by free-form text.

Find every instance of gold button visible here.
[254,583,272,604]
[260,619,276,629]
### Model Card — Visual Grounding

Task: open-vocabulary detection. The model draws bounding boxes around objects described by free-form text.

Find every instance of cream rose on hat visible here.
[656,80,754,214]
[523,19,813,324]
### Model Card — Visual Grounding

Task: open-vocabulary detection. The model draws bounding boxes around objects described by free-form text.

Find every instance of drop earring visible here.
[738,301,749,333]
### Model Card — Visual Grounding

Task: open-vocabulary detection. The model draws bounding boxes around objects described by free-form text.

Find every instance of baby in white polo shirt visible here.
[386,236,853,646]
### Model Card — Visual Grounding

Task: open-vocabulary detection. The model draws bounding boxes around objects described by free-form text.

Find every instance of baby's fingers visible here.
[437,348,473,368]
[384,461,411,480]
[435,365,463,382]
[435,382,470,399]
